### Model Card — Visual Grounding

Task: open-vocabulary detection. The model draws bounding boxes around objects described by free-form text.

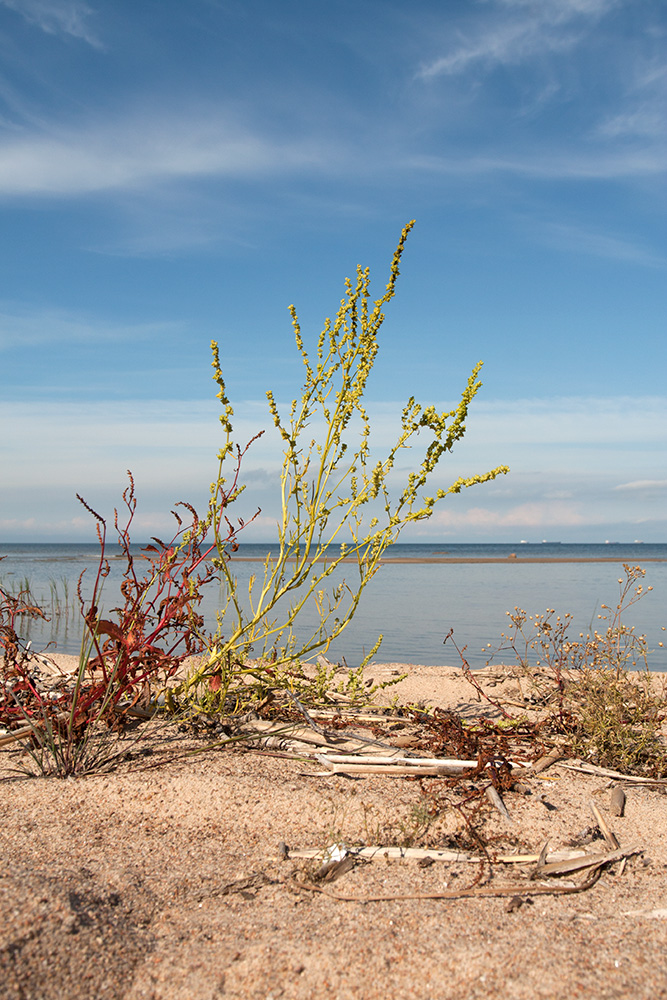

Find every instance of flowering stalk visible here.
[182,222,509,707]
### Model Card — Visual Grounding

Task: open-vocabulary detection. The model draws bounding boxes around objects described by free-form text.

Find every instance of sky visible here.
[1,0,666,543]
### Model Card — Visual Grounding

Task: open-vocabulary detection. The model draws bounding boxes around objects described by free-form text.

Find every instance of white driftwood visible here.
[315,752,530,778]
[558,761,667,784]
[317,753,472,767]
[285,845,616,865]
[288,846,470,862]
[315,760,470,777]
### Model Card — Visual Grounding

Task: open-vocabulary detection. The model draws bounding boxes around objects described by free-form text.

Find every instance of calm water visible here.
[1,542,666,670]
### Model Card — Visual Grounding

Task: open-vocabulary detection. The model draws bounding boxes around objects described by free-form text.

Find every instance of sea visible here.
[1,542,666,671]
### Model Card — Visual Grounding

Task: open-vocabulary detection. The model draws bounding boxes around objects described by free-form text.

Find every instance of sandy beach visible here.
[2,656,667,999]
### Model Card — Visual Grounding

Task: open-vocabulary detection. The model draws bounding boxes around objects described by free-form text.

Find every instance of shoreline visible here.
[228,555,667,564]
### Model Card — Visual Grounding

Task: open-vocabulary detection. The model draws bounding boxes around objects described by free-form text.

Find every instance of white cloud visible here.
[1,393,665,539]
[417,0,617,80]
[0,0,101,47]
[406,146,667,181]
[369,396,667,454]
[536,221,667,268]
[0,303,181,349]
[0,113,330,197]
[614,480,667,492]
[0,398,277,489]
[410,0,667,187]
[427,501,586,530]
[596,108,666,140]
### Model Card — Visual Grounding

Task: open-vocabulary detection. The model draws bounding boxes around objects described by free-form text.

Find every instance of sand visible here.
[2,658,667,1000]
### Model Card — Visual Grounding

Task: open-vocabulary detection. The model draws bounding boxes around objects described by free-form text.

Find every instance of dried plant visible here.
[486,565,667,776]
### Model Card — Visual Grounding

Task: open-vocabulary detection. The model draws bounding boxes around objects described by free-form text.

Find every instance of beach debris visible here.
[623,908,667,920]
[283,844,623,867]
[610,785,626,817]
[284,687,328,736]
[532,747,564,773]
[288,845,472,863]
[529,844,640,878]
[0,723,41,748]
[315,753,476,777]
[314,846,357,883]
[506,895,531,913]
[589,799,620,851]
[529,840,550,879]
[313,752,529,779]
[485,784,512,823]
[558,761,667,785]
[288,867,605,904]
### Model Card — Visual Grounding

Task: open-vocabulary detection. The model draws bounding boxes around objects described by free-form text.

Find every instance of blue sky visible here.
[1,0,666,542]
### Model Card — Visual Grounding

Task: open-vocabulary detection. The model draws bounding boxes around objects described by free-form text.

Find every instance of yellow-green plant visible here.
[179,221,509,711]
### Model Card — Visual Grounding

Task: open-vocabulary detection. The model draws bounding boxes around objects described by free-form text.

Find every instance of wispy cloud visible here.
[0,0,102,47]
[416,0,617,80]
[596,108,666,140]
[410,0,667,186]
[614,480,667,492]
[370,396,667,454]
[0,303,181,349]
[0,113,330,197]
[536,221,667,268]
[406,146,667,181]
[428,501,587,530]
[2,393,665,539]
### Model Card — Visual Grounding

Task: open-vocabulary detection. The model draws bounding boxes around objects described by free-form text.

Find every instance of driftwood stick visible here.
[532,844,641,877]
[289,846,472,862]
[317,754,463,767]
[0,724,41,748]
[315,753,531,777]
[531,747,565,773]
[289,868,603,903]
[590,800,620,851]
[558,761,667,784]
[318,761,471,777]
[286,845,606,865]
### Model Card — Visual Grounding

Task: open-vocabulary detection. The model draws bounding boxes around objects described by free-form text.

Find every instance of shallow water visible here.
[1,542,665,669]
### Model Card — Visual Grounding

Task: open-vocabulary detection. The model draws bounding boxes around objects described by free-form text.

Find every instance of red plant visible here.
[0,577,50,726]
[0,447,259,746]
